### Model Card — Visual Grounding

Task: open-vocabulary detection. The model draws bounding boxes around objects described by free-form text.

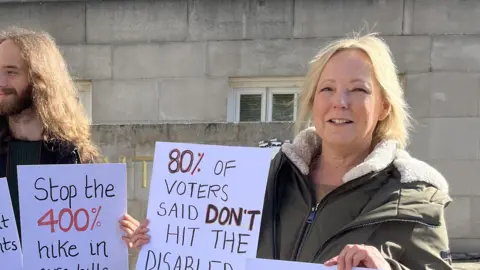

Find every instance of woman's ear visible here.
[378,99,391,121]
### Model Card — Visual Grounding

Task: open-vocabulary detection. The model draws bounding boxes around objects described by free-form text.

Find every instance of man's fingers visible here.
[120,219,138,229]
[122,236,133,248]
[120,226,135,236]
[131,233,150,244]
[122,214,140,226]
[133,237,151,249]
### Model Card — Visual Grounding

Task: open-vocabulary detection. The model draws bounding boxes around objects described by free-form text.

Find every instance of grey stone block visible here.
[237,122,294,145]
[405,73,480,118]
[207,35,429,77]
[383,36,431,73]
[0,2,85,44]
[406,117,430,161]
[429,160,480,197]
[59,45,112,80]
[168,124,224,144]
[113,42,207,79]
[402,0,414,34]
[404,74,431,118]
[471,197,480,238]
[130,126,169,148]
[86,1,188,43]
[188,0,294,40]
[168,123,240,144]
[432,36,480,72]
[445,197,472,238]
[427,117,480,160]
[207,38,329,77]
[92,79,159,123]
[429,73,480,117]
[245,0,294,39]
[412,0,480,34]
[293,0,403,38]
[158,77,228,122]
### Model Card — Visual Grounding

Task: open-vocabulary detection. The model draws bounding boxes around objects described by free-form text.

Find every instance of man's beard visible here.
[0,85,33,116]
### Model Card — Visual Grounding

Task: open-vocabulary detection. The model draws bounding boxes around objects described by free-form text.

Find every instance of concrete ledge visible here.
[92,122,295,152]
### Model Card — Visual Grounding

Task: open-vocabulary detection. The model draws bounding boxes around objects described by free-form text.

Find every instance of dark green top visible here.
[6,140,42,237]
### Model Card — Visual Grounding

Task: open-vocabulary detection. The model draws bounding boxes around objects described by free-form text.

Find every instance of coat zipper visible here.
[309,218,438,262]
[293,202,319,260]
[290,170,387,261]
[291,179,352,260]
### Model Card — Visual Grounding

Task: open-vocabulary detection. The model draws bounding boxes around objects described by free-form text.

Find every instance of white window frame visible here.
[232,87,300,123]
[234,88,266,122]
[267,88,299,122]
[227,77,303,123]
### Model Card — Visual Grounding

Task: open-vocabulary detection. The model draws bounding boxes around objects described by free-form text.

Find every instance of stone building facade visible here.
[1,0,479,267]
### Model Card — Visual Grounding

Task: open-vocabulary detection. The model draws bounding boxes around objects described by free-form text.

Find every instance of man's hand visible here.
[129,219,151,249]
[324,244,391,270]
[119,213,140,248]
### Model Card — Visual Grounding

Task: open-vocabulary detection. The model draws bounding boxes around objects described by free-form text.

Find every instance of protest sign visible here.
[0,178,22,270]
[136,142,273,270]
[246,258,375,270]
[18,163,128,270]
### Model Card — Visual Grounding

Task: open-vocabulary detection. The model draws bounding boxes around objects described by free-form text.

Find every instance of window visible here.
[74,80,92,121]
[269,88,299,122]
[228,77,303,123]
[236,89,265,122]
[233,88,300,122]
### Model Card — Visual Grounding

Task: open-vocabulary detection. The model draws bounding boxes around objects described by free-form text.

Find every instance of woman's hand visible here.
[324,244,391,270]
[119,214,140,248]
[129,219,151,249]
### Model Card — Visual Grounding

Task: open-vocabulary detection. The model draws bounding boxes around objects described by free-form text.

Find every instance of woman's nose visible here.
[332,89,349,109]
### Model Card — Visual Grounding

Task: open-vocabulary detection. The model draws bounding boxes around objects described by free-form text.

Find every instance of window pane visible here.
[272,94,294,121]
[239,94,262,122]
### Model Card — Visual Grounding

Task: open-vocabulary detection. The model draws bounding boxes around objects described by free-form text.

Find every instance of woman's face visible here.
[312,49,390,148]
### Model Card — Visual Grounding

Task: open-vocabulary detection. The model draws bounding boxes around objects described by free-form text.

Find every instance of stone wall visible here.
[0,0,479,265]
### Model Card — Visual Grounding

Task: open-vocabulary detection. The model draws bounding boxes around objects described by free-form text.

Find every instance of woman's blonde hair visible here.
[296,32,413,148]
[0,27,100,162]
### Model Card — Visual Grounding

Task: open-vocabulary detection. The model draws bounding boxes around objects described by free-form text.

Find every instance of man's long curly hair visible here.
[0,27,100,163]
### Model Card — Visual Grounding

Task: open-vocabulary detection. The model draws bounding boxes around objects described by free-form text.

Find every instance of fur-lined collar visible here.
[281,127,449,193]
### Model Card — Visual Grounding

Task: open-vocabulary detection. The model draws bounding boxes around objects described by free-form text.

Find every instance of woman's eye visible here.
[352,88,367,93]
[320,87,333,92]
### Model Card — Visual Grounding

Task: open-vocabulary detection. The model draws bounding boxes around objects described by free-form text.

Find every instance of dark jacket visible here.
[0,140,81,174]
[0,139,81,239]
[256,127,453,270]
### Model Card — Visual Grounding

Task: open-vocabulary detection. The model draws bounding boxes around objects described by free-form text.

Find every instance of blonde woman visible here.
[129,33,453,270]
[254,33,453,270]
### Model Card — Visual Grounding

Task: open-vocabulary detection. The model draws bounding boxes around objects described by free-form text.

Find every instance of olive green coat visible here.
[256,127,453,270]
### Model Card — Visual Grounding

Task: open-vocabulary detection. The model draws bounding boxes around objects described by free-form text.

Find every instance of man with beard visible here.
[0,27,102,237]
[0,27,141,247]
